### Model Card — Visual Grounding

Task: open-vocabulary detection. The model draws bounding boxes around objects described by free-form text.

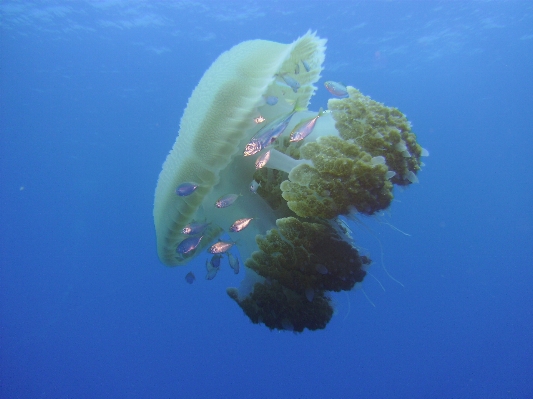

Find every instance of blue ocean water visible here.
[1,1,532,398]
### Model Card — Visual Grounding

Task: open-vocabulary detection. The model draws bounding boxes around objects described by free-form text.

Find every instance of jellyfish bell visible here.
[154,31,326,267]
[154,31,426,332]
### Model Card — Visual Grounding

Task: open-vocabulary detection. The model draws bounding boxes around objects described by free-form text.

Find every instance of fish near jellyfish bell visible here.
[182,221,210,235]
[227,252,240,274]
[229,218,253,233]
[175,182,199,196]
[265,96,278,106]
[301,59,311,72]
[277,73,301,93]
[176,235,203,254]
[215,193,240,208]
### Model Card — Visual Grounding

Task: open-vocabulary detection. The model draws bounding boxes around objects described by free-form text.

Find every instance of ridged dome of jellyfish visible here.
[153,31,427,332]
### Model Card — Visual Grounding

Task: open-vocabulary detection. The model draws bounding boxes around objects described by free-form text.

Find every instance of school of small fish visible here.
[243,105,299,157]
[199,251,242,282]
[175,65,356,284]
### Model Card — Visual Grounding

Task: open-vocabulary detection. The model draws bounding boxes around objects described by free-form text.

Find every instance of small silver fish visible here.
[301,60,311,72]
[244,104,301,156]
[176,235,203,254]
[210,254,222,268]
[255,150,270,169]
[250,180,260,193]
[294,62,300,75]
[182,221,210,235]
[229,218,253,233]
[215,193,240,208]
[208,241,235,254]
[205,259,219,280]
[324,81,349,98]
[227,252,240,274]
[290,109,325,142]
[243,139,262,157]
[265,96,278,106]
[244,138,263,157]
[176,182,198,196]
[278,73,300,93]
[185,271,196,284]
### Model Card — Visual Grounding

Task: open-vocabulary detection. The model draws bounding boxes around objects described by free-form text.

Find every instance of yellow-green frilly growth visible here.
[280,135,393,218]
[329,87,423,186]
[278,86,422,219]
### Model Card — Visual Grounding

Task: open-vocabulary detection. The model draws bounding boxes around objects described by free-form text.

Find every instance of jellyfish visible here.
[153,31,426,332]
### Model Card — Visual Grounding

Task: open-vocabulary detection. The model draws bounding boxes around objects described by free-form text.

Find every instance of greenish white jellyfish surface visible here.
[153,32,427,332]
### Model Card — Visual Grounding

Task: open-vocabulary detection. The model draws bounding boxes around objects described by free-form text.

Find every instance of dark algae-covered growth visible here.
[228,217,366,332]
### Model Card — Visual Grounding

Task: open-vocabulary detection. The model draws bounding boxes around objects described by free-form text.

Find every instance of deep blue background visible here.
[1,1,532,398]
